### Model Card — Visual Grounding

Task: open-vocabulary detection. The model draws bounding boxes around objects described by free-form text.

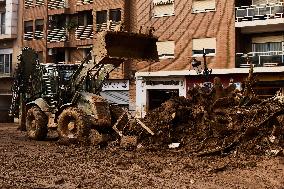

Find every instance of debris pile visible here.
[123,68,284,156]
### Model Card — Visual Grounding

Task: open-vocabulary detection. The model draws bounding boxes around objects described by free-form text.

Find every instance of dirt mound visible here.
[127,85,284,156]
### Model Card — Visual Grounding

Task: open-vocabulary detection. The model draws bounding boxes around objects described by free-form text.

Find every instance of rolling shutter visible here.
[156,41,175,58]
[252,35,283,43]
[153,0,174,17]
[252,0,280,5]
[192,0,216,12]
[193,38,216,50]
[100,91,129,105]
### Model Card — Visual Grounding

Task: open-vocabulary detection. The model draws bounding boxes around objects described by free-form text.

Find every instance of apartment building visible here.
[0,0,20,122]
[19,0,284,118]
[132,0,284,117]
[21,0,136,110]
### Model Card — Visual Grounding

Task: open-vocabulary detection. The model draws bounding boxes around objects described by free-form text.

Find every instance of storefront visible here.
[135,71,188,118]
[135,67,284,118]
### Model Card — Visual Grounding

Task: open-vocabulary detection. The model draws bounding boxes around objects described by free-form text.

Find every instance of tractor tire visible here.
[57,107,90,144]
[26,106,48,140]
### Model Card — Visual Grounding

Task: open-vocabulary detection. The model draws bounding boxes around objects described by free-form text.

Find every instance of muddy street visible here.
[0,123,283,189]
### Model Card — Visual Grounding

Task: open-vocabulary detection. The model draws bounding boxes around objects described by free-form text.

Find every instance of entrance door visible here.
[147,89,179,111]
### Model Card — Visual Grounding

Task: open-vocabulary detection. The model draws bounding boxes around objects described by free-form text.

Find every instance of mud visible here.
[1,123,284,188]
[123,74,284,157]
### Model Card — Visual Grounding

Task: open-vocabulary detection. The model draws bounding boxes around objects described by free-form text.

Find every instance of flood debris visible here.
[118,67,284,156]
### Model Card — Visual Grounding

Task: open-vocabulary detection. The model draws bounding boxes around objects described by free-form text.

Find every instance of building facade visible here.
[0,0,21,122]
[132,0,284,117]
[18,0,284,118]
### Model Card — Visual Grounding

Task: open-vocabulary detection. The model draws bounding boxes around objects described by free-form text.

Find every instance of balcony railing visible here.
[47,28,67,42]
[96,21,121,32]
[236,52,284,68]
[235,2,284,22]
[76,0,93,5]
[35,0,45,6]
[48,0,68,9]
[24,32,34,40]
[75,25,93,40]
[34,30,44,39]
[25,0,33,8]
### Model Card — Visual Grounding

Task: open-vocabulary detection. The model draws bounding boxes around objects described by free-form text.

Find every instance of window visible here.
[252,36,283,52]
[153,0,174,17]
[24,21,33,40]
[35,19,44,39]
[0,54,12,75]
[192,0,216,13]
[192,38,216,56]
[156,41,175,59]
[0,12,5,34]
[96,10,107,24]
[109,9,121,22]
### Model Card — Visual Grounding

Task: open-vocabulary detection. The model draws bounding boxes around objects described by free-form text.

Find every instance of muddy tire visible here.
[57,107,90,144]
[26,106,48,140]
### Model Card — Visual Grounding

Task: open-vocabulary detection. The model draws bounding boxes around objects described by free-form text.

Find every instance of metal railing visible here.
[75,25,93,40]
[236,52,284,68]
[47,28,67,42]
[76,0,93,5]
[235,2,284,22]
[48,0,68,9]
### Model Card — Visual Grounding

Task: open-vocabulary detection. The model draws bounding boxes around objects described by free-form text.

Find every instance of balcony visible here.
[35,0,45,6]
[75,25,93,40]
[24,32,34,40]
[47,28,67,42]
[96,21,121,32]
[76,0,93,5]
[34,30,44,39]
[48,0,68,9]
[235,2,284,30]
[25,0,34,8]
[236,52,284,68]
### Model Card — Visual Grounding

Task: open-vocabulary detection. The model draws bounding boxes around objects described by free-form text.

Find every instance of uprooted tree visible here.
[120,65,284,156]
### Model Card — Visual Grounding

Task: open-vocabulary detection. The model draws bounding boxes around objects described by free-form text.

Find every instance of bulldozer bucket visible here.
[94,31,159,64]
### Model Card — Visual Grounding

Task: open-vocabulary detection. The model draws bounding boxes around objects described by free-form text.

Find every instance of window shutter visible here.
[193,0,216,12]
[252,35,283,43]
[193,38,216,50]
[156,41,175,58]
[153,0,174,17]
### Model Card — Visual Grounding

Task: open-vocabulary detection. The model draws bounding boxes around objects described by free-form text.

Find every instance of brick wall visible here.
[127,0,236,111]
[129,0,235,72]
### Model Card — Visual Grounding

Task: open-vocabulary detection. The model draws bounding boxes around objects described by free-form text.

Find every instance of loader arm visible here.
[70,31,159,95]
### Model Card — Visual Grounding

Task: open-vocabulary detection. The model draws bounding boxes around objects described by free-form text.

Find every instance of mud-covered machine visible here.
[9,31,158,142]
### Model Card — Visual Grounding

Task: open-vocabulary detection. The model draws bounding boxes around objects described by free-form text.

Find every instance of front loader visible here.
[9,31,158,143]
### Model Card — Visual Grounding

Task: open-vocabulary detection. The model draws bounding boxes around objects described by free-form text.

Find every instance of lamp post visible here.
[191,48,212,82]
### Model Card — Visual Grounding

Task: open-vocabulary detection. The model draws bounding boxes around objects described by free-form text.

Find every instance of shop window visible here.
[0,54,12,75]
[96,10,107,24]
[24,21,33,40]
[153,0,175,17]
[156,41,175,59]
[35,19,44,39]
[109,9,121,22]
[192,0,216,13]
[192,38,216,56]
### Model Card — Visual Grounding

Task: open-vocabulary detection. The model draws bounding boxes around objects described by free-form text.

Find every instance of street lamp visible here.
[191,48,212,82]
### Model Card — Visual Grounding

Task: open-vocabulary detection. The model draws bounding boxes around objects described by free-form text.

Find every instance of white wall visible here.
[4,0,18,35]
[135,76,187,118]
